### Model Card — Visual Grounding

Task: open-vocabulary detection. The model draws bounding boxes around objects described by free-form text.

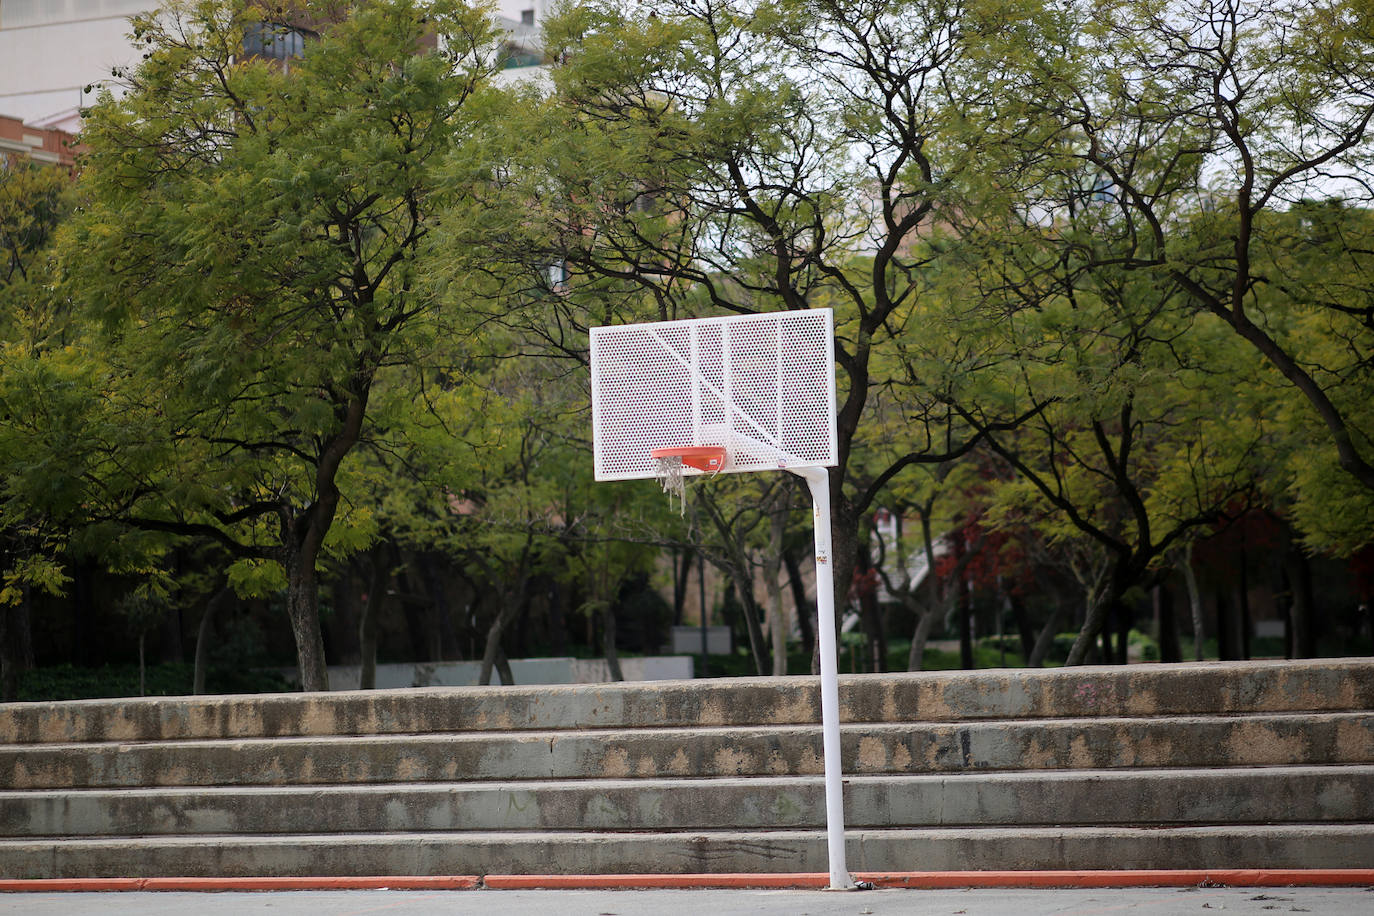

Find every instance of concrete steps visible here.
[1,659,1371,877]
[5,712,1371,789]
[4,825,1374,878]
[7,766,1374,836]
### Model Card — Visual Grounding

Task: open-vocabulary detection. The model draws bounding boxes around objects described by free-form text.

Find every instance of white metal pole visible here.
[794,466,853,890]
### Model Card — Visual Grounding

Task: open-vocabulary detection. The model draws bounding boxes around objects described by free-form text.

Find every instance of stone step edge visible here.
[6,823,1372,844]
[7,713,1371,790]
[8,659,1372,744]
[3,869,1374,893]
[10,825,1372,878]
[11,709,1367,750]
[9,765,1372,837]
[7,762,1366,792]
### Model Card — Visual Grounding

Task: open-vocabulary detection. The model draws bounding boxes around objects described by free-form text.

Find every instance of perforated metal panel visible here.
[591,310,838,481]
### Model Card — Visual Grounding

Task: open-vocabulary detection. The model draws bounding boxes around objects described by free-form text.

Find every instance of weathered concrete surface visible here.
[3,659,1371,744]
[4,766,1372,838]
[2,659,1371,877]
[2,824,1372,879]
[4,713,1371,789]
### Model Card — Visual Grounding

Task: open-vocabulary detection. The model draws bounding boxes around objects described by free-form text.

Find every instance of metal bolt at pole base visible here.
[793,466,854,890]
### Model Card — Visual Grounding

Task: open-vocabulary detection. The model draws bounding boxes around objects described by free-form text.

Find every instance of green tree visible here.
[61,0,502,690]
[0,159,79,699]
[971,0,1374,506]
[495,0,1047,649]
[1253,201,1374,554]
[881,0,1374,659]
[910,180,1268,664]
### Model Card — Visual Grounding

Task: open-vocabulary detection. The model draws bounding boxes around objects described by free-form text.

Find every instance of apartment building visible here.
[0,0,150,131]
[1,0,550,134]
[0,112,76,167]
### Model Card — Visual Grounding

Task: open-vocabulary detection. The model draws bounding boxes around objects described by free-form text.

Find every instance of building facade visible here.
[0,0,150,130]
[1,1,548,132]
[0,112,75,167]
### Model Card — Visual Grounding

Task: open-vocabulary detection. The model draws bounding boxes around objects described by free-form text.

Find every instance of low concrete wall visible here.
[285,655,695,690]
[668,626,733,655]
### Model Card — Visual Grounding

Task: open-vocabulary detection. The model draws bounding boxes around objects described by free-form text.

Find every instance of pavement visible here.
[3,886,1374,916]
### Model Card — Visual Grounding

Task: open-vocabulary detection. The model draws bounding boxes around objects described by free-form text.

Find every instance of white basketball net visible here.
[653,454,688,516]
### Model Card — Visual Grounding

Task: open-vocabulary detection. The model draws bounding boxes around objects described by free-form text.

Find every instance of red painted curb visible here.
[482,873,833,889]
[2,870,1371,893]
[482,870,1374,890]
[858,870,1374,889]
[0,876,481,893]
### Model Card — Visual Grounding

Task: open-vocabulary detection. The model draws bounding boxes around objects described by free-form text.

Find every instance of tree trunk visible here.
[906,603,939,672]
[1115,599,1131,665]
[731,571,769,677]
[603,603,625,682]
[909,508,943,672]
[479,597,524,686]
[1066,587,1112,667]
[1179,546,1206,661]
[494,644,515,686]
[285,545,330,692]
[472,540,533,686]
[784,546,815,662]
[1028,603,1067,668]
[856,547,887,673]
[672,549,694,628]
[192,585,234,695]
[358,543,389,690]
[766,488,789,676]
[953,534,974,669]
[1286,548,1315,658]
[285,389,369,692]
[701,495,768,676]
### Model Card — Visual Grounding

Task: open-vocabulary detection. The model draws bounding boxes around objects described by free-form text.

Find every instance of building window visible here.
[242,22,311,69]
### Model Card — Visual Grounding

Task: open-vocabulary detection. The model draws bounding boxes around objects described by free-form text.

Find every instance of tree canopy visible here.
[54,0,504,689]
[5,0,1373,696]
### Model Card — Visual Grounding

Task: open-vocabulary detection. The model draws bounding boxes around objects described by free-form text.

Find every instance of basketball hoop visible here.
[590,310,851,889]
[650,446,726,515]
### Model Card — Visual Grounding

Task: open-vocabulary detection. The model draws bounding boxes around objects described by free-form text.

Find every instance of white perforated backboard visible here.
[591,309,838,481]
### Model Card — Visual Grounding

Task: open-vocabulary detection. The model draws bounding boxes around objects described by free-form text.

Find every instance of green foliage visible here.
[0,160,71,348]
[53,0,509,686]
[0,160,93,607]
[957,0,1374,545]
[4,0,1373,683]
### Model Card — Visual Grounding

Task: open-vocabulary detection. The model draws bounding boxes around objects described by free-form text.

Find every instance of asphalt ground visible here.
[3,886,1374,916]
